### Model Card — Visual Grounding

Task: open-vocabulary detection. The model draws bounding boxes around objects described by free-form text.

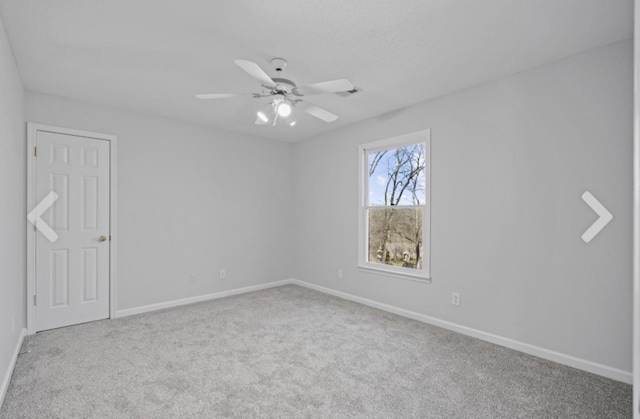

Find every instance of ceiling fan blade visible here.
[196,93,243,99]
[234,60,276,87]
[303,104,339,123]
[295,79,354,96]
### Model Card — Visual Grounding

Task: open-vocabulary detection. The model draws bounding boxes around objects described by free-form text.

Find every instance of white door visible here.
[35,130,111,331]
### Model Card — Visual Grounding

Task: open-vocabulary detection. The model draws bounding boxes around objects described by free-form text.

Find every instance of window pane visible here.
[368,207,423,269]
[367,143,426,206]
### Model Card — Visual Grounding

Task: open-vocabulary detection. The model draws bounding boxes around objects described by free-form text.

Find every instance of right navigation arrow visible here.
[581,191,613,243]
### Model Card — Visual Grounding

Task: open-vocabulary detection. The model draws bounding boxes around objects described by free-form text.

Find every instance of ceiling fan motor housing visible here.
[270,57,287,73]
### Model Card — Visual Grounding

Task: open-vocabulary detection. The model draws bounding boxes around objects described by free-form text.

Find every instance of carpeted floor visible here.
[0,284,632,418]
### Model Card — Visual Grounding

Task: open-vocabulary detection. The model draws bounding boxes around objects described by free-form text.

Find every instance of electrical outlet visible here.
[190,273,197,283]
[219,269,226,279]
[451,292,461,306]
[338,269,344,279]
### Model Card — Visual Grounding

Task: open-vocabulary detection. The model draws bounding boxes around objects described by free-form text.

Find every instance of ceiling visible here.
[0,0,633,142]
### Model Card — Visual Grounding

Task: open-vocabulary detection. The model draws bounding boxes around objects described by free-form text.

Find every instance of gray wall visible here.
[293,41,633,373]
[0,15,26,400]
[27,93,294,311]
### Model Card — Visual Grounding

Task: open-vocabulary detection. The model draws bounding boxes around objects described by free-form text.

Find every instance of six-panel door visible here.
[35,131,110,331]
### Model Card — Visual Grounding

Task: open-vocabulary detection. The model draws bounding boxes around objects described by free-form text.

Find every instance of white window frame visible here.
[358,129,431,283]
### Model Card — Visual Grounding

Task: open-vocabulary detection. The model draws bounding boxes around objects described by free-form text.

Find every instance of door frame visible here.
[634,0,639,415]
[26,123,118,335]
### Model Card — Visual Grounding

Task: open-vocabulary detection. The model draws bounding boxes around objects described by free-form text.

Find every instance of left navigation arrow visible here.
[27,191,59,243]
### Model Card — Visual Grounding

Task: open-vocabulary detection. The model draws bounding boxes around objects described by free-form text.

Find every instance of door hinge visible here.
[33,295,37,306]
[34,146,37,157]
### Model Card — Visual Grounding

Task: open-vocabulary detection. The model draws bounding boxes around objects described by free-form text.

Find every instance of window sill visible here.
[357,265,432,284]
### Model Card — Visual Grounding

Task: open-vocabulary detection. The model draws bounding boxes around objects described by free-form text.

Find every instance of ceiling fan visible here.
[196,58,355,127]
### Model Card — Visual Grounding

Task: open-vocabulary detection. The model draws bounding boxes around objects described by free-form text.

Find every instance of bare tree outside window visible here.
[367,143,426,269]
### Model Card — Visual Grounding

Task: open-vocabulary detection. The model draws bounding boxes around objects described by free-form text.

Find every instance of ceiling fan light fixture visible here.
[257,110,269,122]
[276,101,292,118]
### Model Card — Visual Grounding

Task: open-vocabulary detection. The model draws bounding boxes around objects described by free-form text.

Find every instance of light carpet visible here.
[0,284,631,418]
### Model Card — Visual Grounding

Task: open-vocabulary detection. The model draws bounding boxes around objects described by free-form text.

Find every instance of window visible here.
[358,129,431,282]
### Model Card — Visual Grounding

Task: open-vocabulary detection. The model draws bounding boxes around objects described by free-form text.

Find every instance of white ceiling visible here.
[0,0,633,142]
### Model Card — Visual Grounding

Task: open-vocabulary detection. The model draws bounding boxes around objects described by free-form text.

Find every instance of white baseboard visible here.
[111,277,631,384]
[1,328,26,409]
[290,279,632,384]
[115,279,294,318]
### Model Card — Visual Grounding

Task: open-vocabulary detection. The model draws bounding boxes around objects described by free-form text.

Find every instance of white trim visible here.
[108,136,118,320]
[26,124,36,335]
[633,0,640,414]
[38,273,630,384]
[290,279,632,384]
[115,279,294,318]
[0,328,26,408]
[358,129,431,280]
[363,130,429,153]
[356,265,432,284]
[26,123,118,334]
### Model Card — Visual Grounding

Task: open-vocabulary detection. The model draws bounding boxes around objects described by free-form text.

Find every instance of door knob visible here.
[98,235,107,242]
